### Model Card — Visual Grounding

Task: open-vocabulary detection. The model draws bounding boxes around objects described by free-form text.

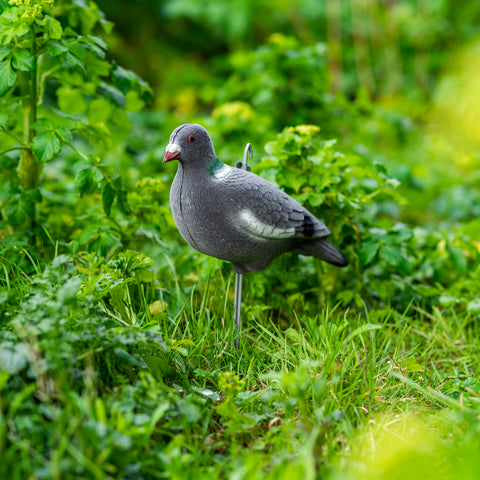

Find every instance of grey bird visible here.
[163,123,348,337]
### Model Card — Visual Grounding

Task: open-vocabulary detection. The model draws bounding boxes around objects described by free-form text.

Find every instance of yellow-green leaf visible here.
[12,49,35,72]
[0,59,16,97]
[32,132,62,163]
[44,16,62,40]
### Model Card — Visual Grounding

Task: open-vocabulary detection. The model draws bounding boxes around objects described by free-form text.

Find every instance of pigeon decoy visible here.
[163,123,348,340]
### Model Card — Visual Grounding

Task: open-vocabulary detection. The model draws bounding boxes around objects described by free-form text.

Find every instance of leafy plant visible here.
[0,0,151,246]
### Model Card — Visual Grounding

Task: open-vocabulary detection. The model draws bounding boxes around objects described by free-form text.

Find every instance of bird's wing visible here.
[222,168,331,240]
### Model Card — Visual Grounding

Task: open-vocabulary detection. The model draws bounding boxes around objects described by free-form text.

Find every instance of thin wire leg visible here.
[232,141,251,347]
[233,272,243,346]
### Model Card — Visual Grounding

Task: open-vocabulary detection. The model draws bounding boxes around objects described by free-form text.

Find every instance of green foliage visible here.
[0,0,151,244]
[216,35,330,130]
[206,34,361,159]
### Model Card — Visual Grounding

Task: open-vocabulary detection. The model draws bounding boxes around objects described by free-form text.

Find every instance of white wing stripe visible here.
[239,209,294,239]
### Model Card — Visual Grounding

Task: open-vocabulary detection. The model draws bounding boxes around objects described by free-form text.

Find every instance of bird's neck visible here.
[178,156,223,175]
[208,157,224,176]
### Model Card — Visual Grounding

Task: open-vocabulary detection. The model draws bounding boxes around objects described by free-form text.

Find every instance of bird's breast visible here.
[170,169,254,260]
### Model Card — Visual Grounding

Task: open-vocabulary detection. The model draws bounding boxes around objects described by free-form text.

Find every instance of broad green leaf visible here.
[0,59,16,97]
[192,387,220,402]
[4,195,34,225]
[100,84,126,107]
[84,35,106,58]
[87,35,108,51]
[113,65,137,92]
[392,228,414,243]
[125,90,145,113]
[336,290,354,304]
[77,223,101,245]
[57,86,87,114]
[55,127,72,143]
[0,10,29,43]
[0,342,29,374]
[101,181,115,216]
[75,166,102,196]
[46,40,68,57]
[446,244,467,274]
[0,112,8,126]
[112,64,153,102]
[88,97,113,124]
[12,49,35,71]
[32,132,62,163]
[44,16,63,40]
[75,168,91,197]
[285,327,302,342]
[380,244,403,268]
[415,285,438,297]
[113,175,130,213]
[85,55,111,78]
[306,193,326,207]
[397,254,412,275]
[216,398,255,426]
[32,118,54,134]
[114,348,141,366]
[64,41,86,69]
[359,242,379,267]
[144,355,171,380]
[110,107,131,131]
[0,45,11,62]
[65,51,84,69]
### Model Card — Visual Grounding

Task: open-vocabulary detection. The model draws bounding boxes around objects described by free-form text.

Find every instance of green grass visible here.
[1,255,479,479]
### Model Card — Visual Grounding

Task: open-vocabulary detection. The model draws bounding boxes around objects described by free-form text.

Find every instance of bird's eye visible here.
[187,134,195,143]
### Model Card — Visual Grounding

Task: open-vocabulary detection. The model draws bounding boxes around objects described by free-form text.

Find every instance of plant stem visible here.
[0,147,29,155]
[18,25,39,187]
[16,25,40,238]
[65,141,89,161]
[30,28,37,130]
[1,126,27,146]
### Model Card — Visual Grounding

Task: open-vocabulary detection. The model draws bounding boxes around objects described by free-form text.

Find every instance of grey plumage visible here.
[163,123,348,274]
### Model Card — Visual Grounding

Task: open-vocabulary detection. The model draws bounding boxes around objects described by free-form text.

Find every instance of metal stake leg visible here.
[232,142,251,347]
[233,272,243,345]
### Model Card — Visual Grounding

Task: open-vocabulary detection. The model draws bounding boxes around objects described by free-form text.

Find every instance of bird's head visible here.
[163,123,216,165]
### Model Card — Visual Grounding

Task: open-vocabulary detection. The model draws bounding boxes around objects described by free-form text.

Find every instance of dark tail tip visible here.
[300,238,348,267]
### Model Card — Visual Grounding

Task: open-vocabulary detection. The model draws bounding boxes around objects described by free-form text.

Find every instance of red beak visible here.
[163,151,180,164]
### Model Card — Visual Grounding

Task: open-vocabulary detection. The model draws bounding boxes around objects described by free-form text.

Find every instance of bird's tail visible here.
[297,238,348,267]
